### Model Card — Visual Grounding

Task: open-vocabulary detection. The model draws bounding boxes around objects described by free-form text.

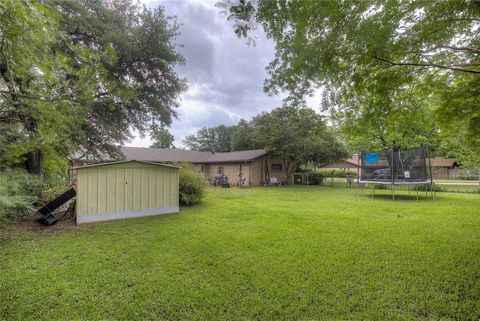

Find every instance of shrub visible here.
[0,168,44,221]
[318,169,357,178]
[413,184,444,192]
[457,168,480,180]
[179,166,208,205]
[306,172,324,185]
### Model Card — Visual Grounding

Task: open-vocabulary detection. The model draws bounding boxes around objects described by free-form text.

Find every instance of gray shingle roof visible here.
[430,158,458,167]
[75,160,180,170]
[119,146,266,163]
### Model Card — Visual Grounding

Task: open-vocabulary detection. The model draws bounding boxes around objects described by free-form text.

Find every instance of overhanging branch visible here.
[373,53,480,74]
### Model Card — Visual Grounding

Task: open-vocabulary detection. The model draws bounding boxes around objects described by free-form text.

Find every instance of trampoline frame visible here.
[355,146,436,200]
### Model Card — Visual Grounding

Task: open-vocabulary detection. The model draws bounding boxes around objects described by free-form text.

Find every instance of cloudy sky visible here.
[128,0,319,148]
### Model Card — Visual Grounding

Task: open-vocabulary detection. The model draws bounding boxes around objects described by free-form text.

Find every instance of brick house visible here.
[117,146,289,186]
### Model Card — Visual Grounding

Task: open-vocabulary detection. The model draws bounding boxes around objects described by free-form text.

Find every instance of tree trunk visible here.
[265,158,271,182]
[25,150,43,175]
[283,159,297,185]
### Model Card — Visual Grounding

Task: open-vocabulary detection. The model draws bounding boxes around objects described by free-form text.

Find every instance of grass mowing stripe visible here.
[1,186,480,320]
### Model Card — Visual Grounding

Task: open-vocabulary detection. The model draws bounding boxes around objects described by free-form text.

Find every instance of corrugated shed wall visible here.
[76,161,179,223]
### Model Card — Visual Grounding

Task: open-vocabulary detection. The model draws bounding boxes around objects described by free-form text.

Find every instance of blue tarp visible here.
[365,153,378,164]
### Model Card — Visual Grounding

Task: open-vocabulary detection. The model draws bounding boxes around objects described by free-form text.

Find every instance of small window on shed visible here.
[271,164,282,171]
[199,164,206,173]
[217,166,224,175]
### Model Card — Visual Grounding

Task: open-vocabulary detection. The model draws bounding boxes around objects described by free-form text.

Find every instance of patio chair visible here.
[269,177,282,186]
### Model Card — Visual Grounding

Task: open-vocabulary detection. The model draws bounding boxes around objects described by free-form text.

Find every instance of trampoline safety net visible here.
[359,146,430,183]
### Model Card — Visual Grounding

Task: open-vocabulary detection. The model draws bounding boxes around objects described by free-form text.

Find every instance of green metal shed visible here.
[75,160,179,224]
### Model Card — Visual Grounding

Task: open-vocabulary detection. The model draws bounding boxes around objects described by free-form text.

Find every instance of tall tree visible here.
[184,125,237,152]
[184,106,346,181]
[0,0,82,174]
[218,0,480,160]
[435,73,480,164]
[150,123,175,149]
[329,68,439,151]
[250,106,347,182]
[0,0,186,174]
[231,119,257,151]
[55,0,186,154]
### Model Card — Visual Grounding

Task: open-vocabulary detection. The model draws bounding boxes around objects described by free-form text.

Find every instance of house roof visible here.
[75,160,180,170]
[343,158,359,166]
[430,158,458,167]
[118,146,267,163]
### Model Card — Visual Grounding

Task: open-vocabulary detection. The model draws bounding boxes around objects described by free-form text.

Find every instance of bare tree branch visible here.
[373,52,480,74]
[0,91,56,101]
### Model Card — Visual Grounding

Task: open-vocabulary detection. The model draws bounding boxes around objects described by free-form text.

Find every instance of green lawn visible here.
[2,187,480,320]
[325,179,480,194]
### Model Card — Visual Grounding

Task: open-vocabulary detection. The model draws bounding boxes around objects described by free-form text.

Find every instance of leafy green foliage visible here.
[54,0,187,155]
[183,125,237,152]
[318,169,357,178]
[0,0,81,174]
[230,119,257,151]
[219,0,480,160]
[178,164,208,205]
[249,106,347,181]
[412,184,444,192]
[0,169,43,220]
[304,172,323,185]
[150,123,175,149]
[435,73,480,165]
[184,106,347,182]
[0,0,186,175]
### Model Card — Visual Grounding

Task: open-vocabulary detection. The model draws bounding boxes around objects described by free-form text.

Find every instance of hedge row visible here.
[316,169,358,178]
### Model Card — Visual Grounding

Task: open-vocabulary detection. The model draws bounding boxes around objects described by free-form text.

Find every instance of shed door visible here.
[77,164,178,221]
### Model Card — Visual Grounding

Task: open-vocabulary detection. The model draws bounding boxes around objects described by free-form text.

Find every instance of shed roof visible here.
[118,146,267,163]
[75,160,180,170]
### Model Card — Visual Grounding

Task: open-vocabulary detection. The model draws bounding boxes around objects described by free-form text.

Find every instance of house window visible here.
[271,163,282,171]
[217,166,224,175]
[199,164,206,173]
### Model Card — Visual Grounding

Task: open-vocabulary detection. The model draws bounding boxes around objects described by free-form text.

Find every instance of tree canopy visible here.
[0,0,186,174]
[249,106,347,181]
[183,125,237,152]
[183,106,347,181]
[150,123,175,149]
[218,0,480,163]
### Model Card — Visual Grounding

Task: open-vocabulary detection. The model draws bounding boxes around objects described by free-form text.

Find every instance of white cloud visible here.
[127,0,284,148]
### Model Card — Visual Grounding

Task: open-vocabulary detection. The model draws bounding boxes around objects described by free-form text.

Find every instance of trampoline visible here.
[355,146,435,200]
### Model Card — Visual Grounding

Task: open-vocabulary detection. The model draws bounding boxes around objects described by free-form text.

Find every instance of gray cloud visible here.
[128,0,283,148]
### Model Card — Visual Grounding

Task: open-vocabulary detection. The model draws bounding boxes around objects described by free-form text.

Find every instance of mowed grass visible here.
[1,187,480,320]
